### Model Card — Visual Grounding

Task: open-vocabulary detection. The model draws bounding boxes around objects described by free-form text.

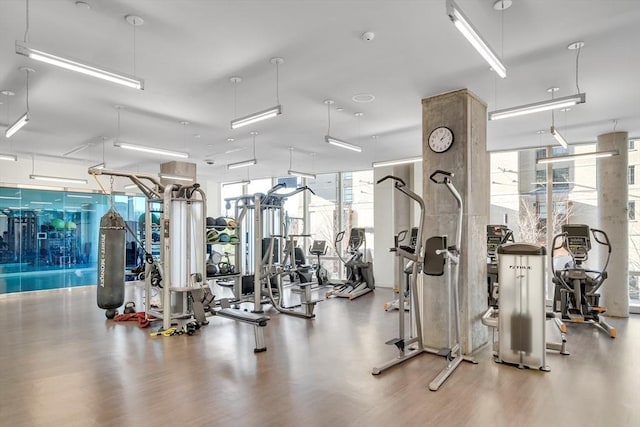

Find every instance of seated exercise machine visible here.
[481,241,568,371]
[384,227,419,312]
[372,171,476,392]
[325,227,375,300]
[551,224,616,338]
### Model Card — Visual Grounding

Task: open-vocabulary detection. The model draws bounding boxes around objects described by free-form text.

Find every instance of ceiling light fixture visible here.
[324,99,362,152]
[29,174,88,184]
[63,143,91,157]
[446,0,506,78]
[489,41,587,120]
[229,58,284,129]
[372,156,422,168]
[223,180,250,187]
[0,153,18,161]
[5,67,33,138]
[16,42,144,90]
[287,147,316,180]
[15,4,144,89]
[536,150,619,165]
[325,135,362,152]
[90,162,105,170]
[548,87,568,149]
[489,93,586,121]
[114,141,189,159]
[550,126,568,149]
[158,173,194,182]
[227,131,258,170]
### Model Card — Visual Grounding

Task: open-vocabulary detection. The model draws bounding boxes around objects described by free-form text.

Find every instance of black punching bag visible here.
[97,208,126,318]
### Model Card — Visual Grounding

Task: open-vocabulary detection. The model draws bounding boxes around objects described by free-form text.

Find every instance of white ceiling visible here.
[1,0,639,183]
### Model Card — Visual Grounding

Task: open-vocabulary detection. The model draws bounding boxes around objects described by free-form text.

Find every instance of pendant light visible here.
[230,58,283,129]
[324,99,361,152]
[5,67,33,138]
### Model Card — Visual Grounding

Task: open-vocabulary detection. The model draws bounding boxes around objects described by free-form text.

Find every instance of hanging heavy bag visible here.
[97,207,126,319]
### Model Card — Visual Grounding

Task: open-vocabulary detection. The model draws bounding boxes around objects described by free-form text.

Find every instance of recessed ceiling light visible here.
[336,107,344,112]
[546,87,560,93]
[567,41,585,51]
[492,0,512,10]
[354,112,364,117]
[352,93,375,103]
[125,15,144,26]
[226,138,235,142]
[1,90,15,96]
[75,1,91,10]
[535,130,545,134]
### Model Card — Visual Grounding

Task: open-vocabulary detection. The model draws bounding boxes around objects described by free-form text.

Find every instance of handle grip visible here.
[376,175,406,186]
[429,170,453,184]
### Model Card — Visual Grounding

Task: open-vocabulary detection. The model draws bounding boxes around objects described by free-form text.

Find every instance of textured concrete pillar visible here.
[421,89,489,353]
[597,131,629,317]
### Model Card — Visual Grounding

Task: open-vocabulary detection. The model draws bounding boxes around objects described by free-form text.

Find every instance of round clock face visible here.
[428,126,454,153]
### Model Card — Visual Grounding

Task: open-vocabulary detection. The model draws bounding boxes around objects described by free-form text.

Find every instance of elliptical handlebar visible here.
[376,175,406,187]
[429,170,453,184]
[591,228,611,252]
[550,232,568,276]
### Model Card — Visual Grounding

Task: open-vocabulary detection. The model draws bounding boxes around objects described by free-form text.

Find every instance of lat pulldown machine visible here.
[372,171,476,392]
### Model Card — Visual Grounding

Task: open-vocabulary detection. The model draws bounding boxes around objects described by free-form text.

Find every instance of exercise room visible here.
[1,1,639,426]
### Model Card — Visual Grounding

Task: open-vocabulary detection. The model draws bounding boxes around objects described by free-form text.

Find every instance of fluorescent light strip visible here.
[489,93,586,120]
[30,201,52,205]
[536,150,619,165]
[159,173,194,182]
[288,169,316,180]
[446,0,506,78]
[227,158,257,170]
[124,183,139,190]
[90,162,105,170]
[29,174,88,184]
[63,143,90,156]
[67,194,93,199]
[230,105,282,129]
[5,112,29,138]
[16,41,144,90]
[550,126,569,149]
[0,153,18,161]
[223,179,250,186]
[114,141,189,159]
[372,156,422,168]
[325,135,362,153]
[0,196,21,200]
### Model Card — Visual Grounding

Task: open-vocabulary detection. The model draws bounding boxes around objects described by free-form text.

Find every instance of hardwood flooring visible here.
[0,284,637,427]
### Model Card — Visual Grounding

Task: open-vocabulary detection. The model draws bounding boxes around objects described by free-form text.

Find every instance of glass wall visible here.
[491,142,639,309]
[0,187,145,294]
[307,173,341,278]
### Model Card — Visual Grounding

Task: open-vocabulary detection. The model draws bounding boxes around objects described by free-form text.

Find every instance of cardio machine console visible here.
[310,240,328,255]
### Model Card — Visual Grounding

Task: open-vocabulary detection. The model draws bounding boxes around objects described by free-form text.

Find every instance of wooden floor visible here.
[0,284,637,427]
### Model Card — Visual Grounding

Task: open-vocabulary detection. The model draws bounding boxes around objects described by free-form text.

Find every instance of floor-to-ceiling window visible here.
[490,142,640,311]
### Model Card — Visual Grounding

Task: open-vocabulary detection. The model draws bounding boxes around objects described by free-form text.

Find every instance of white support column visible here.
[597,131,629,317]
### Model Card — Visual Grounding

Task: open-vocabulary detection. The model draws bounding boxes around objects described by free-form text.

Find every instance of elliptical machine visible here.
[551,224,616,338]
[325,227,375,300]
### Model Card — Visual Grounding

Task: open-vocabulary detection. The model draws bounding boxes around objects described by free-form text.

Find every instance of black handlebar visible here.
[376,175,406,186]
[429,170,453,184]
[591,228,612,253]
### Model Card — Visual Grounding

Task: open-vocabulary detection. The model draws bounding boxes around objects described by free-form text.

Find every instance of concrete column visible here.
[421,89,489,353]
[597,131,629,317]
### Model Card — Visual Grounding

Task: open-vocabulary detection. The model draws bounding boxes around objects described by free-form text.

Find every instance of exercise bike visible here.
[551,224,616,338]
[325,228,375,300]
